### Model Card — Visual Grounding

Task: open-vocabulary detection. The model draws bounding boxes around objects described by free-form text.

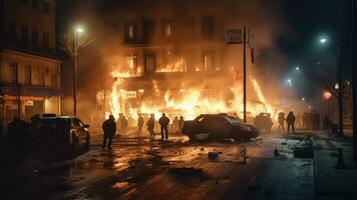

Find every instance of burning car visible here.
[182,114,259,141]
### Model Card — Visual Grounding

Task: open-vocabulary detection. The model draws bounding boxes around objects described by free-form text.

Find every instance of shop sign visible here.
[0,95,44,101]
[22,100,34,106]
[125,91,137,99]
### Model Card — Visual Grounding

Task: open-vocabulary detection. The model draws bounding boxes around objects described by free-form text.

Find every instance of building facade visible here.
[0,0,61,122]
[100,0,246,117]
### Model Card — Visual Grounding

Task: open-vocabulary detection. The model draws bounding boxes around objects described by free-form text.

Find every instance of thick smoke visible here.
[61,0,300,124]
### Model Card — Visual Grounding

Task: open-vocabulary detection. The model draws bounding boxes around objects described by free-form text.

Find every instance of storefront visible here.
[0,85,61,122]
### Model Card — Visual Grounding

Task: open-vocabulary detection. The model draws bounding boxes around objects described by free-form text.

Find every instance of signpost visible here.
[227,26,255,123]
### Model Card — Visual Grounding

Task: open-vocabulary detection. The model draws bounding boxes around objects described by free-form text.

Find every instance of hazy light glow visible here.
[295,66,300,71]
[323,91,332,100]
[76,27,84,33]
[320,38,327,44]
[335,83,339,90]
[302,97,305,101]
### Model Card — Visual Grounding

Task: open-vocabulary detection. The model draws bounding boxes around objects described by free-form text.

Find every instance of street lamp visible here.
[323,91,332,100]
[320,38,327,44]
[302,97,306,101]
[286,79,292,87]
[295,66,300,71]
[73,26,84,116]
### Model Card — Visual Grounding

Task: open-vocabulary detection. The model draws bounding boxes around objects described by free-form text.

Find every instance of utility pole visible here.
[16,64,21,118]
[337,0,344,136]
[243,26,247,123]
[73,30,78,116]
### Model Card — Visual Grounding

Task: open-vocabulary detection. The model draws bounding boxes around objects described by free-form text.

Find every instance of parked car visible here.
[34,115,90,159]
[182,114,259,141]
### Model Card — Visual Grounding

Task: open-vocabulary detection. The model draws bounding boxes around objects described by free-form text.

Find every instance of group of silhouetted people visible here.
[101,113,185,150]
[301,111,323,130]
[277,111,296,134]
[276,110,329,134]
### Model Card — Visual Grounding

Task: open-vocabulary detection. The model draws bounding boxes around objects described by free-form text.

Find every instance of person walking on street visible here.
[296,112,302,128]
[102,115,116,150]
[179,116,184,134]
[286,111,296,134]
[278,112,285,130]
[137,114,144,134]
[159,113,170,140]
[146,114,155,140]
[172,116,179,133]
[302,112,308,129]
[323,114,331,132]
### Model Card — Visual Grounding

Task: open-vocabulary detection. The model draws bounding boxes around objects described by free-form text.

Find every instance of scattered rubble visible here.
[208,152,219,160]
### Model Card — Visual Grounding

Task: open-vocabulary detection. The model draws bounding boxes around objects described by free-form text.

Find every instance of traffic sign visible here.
[227,29,243,44]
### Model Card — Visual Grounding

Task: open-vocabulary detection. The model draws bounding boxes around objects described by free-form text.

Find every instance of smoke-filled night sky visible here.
[56,0,344,106]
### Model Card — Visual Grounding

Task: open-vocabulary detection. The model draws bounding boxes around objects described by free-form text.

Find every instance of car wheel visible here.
[85,134,90,151]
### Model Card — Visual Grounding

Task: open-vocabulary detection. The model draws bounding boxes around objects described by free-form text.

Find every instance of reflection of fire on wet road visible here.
[48,133,313,200]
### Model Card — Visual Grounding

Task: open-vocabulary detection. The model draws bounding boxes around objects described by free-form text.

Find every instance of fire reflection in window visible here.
[203,52,214,71]
[126,55,138,74]
[162,20,173,38]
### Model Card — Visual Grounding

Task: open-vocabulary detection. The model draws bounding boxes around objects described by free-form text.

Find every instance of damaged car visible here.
[182,114,259,141]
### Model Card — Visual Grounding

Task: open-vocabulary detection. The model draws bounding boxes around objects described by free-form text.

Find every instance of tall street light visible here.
[74,26,84,116]
[320,37,327,44]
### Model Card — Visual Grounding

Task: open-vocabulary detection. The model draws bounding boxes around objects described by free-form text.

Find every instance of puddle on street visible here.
[112,181,130,190]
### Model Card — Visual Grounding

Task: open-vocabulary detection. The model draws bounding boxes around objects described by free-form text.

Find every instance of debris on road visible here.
[274,149,280,158]
[208,152,219,160]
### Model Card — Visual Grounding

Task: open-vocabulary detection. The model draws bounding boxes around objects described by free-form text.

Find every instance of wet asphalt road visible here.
[1,131,315,200]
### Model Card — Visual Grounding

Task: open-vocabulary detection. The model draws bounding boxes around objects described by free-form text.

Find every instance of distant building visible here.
[0,0,62,122]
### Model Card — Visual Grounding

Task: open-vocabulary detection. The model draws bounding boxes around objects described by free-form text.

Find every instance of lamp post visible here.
[318,33,343,135]
[73,27,84,116]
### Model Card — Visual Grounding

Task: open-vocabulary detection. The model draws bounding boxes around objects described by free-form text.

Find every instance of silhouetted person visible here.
[159,113,170,140]
[278,112,285,130]
[119,114,128,134]
[102,115,116,150]
[323,114,331,132]
[313,112,321,130]
[7,117,30,161]
[137,114,144,134]
[286,111,296,134]
[307,112,313,129]
[296,112,302,128]
[146,114,155,140]
[302,112,308,129]
[267,113,273,133]
[179,116,184,134]
[172,116,179,133]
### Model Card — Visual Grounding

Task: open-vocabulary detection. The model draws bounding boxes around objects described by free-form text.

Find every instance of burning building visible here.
[92,0,281,122]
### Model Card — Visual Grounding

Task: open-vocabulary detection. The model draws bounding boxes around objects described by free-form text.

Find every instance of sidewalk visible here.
[312,132,357,196]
